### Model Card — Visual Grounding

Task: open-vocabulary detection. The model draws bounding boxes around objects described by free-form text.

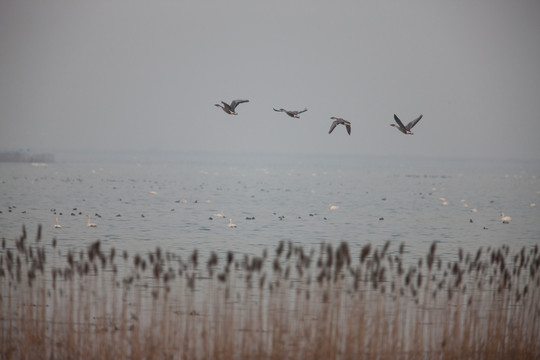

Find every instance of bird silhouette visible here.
[390,114,423,135]
[214,99,249,115]
[329,117,351,135]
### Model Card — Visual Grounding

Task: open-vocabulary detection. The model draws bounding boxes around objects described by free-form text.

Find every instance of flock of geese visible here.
[215,99,424,136]
[49,101,515,229]
[214,100,516,227]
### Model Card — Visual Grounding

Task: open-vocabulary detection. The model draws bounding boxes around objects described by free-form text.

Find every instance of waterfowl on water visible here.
[273,108,308,118]
[228,219,237,228]
[329,117,351,135]
[500,213,511,224]
[54,218,62,229]
[390,114,423,135]
[213,211,226,218]
[87,214,97,227]
[214,99,249,115]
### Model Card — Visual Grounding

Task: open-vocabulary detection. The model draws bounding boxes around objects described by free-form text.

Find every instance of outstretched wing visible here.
[297,108,308,114]
[393,114,407,130]
[230,99,249,111]
[346,124,351,135]
[273,108,284,112]
[329,120,338,134]
[221,101,232,112]
[406,114,423,131]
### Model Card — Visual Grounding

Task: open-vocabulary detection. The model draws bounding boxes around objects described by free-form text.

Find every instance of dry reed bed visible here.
[1,225,539,359]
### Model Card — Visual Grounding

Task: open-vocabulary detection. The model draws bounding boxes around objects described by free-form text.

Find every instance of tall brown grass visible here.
[1,225,539,359]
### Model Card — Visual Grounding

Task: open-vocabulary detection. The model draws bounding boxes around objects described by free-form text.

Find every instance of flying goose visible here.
[214,99,249,115]
[273,108,308,118]
[329,117,351,135]
[390,114,423,135]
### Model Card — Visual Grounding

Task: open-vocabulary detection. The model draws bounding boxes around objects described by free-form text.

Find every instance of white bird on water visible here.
[54,218,62,229]
[228,219,237,228]
[87,214,97,227]
[214,211,226,218]
[328,204,340,210]
[500,213,511,224]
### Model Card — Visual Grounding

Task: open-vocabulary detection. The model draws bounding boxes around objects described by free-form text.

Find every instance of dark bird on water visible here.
[390,114,423,135]
[329,117,351,135]
[214,99,249,115]
[273,108,308,118]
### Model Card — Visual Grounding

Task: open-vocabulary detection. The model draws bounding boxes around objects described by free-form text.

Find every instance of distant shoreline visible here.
[0,151,55,163]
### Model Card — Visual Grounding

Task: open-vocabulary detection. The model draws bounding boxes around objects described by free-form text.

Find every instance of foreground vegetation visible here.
[1,225,539,359]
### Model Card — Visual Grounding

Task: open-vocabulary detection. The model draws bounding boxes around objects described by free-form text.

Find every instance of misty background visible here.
[1,0,539,160]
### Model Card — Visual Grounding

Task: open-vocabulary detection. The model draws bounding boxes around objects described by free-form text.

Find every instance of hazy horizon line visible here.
[2,146,540,164]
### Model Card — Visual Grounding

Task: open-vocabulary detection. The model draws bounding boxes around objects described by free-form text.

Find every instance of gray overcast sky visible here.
[1,0,539,159]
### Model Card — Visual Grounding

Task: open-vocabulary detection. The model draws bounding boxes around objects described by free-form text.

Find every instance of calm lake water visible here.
[1,152,539,263]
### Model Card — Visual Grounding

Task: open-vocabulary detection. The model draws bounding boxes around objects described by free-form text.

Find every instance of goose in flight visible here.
[329,117,351,135]
[273,108,308,118]
[214,99,249,115]
[390,114,423,135]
